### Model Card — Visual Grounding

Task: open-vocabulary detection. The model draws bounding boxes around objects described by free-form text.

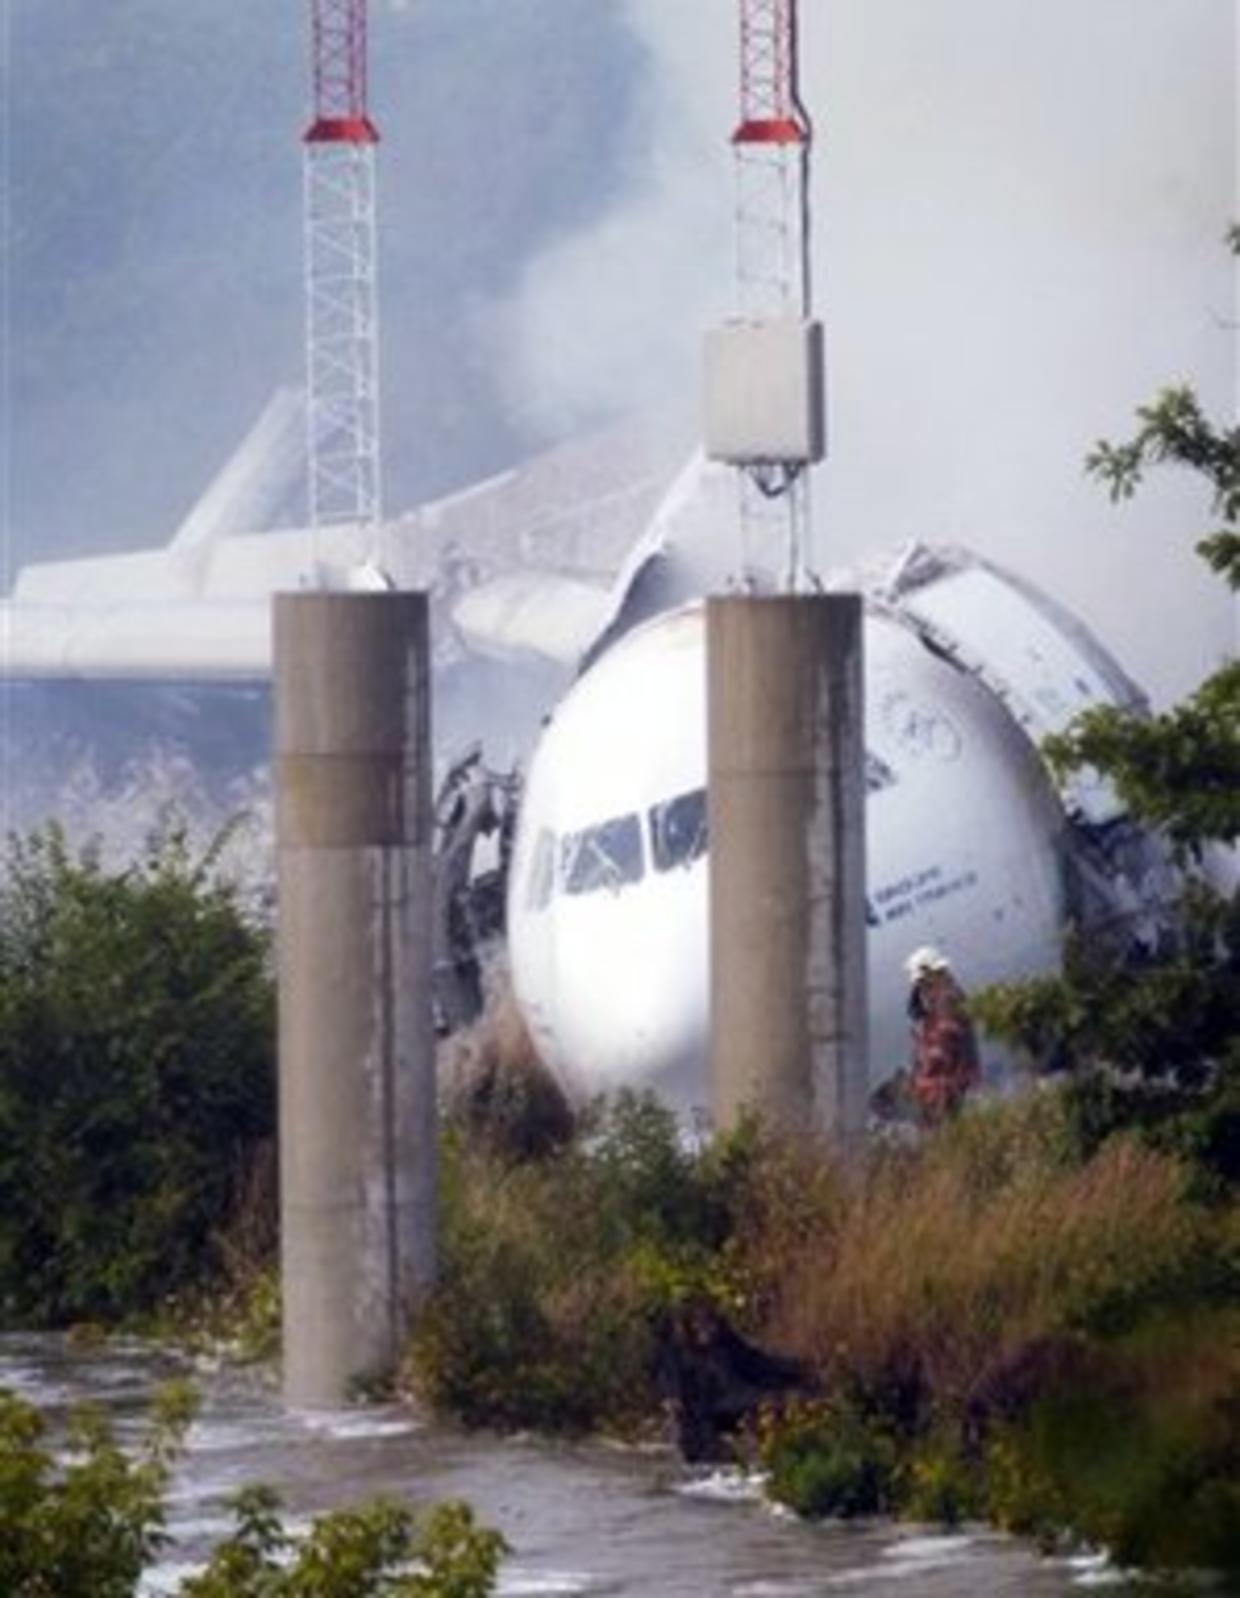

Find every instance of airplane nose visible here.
[548,886,709,1100]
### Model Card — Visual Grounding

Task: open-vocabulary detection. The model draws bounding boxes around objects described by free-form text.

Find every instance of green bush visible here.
[901,1435,983,1527]
[409,1092,751,1432]
[422,1086,1237,1577]
[975,356,1240,1187]
[985,1314,1240,1574]
[0,1379,196,1597]
[733,1098,1237,1577]
[0,823,275,1324]
[181,1491,508,1598]
[757,1398,898,1519]
[973,894,1240,1190]
[0,1383,507,1597]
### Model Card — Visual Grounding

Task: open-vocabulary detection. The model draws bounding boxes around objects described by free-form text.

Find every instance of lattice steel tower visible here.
[715,0,821,588]
[304,0,382,536]
[734,0,812,321]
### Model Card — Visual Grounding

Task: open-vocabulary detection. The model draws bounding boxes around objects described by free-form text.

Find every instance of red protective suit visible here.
[908,968,980,1125]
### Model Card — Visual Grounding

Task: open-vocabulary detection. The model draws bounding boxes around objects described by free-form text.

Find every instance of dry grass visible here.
[750,1095,1204,1417]
[439,983,575,1160]
[412,1083,1237,1568]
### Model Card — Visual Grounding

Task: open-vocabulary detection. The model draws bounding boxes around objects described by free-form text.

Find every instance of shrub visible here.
[408,1092,748,1432]
[734,1094,1237,1576]
[0,1383,508,1597]
[754,1095,1212,1423]
[975,358,1240,1185]
[182,1492,508,1598]
[0,823,275,1325]
[757,1398,897,1519]
[973,893,1240,1190]
[986,1312,1240,1575]
[418,1083,1237,1572]
[901,1434,983,1527]
[0,1379,196,1597]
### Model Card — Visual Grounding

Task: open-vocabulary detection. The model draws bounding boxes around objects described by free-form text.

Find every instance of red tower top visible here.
[734,0,809,147]
[305,0,379,145]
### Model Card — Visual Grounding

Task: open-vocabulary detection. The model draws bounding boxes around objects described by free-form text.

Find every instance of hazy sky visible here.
[4,0,1237,703]
[500,0,1237,704]
[4,0,637,568]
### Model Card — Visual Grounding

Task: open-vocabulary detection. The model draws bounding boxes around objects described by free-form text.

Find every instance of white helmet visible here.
[904,945,951,980]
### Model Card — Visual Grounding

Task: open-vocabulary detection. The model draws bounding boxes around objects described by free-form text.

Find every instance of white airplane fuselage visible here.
[508,598,1074,1115]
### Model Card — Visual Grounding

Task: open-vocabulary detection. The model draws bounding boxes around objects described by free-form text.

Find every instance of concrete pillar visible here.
[708,593,868,1137]
[274,592,436,1409]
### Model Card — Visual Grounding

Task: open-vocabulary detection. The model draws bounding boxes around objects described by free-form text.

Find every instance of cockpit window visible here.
[524,828,556,912]
[649,788,707,872]
[561,814,644,895]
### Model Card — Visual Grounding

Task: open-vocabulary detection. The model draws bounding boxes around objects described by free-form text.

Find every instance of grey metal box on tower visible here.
[702,319,826,467]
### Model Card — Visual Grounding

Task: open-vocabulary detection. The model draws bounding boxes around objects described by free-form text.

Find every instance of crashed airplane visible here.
[490,458,1172,1112]
[0,409,1172,1111]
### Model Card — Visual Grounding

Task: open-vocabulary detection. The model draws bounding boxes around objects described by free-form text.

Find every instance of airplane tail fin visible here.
[170,387,305,556]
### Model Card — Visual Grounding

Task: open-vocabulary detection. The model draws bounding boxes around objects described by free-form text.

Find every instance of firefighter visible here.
[904,946,980,1126]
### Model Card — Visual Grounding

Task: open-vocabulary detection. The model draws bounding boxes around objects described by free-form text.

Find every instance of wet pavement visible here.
[0,1333,1127,1595]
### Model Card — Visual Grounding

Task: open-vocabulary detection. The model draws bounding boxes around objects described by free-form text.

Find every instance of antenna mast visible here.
[704,0,823,588]
[734,0,812,321]
[304,0,382,540]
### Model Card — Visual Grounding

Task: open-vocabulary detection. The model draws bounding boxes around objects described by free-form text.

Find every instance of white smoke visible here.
[18,750,274,923]
[492,0,1237,706]
[487,0,733,436]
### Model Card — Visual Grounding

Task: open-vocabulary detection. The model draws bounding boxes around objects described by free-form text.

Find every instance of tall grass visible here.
[408,1083,1238,1576]
[406,1090,730,1433]
[754,1099,1207,1418]
[728,1099,1238,1573]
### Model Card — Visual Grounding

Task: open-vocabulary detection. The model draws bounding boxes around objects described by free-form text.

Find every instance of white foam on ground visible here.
[734,1582,840,1596]
[883,1533,977,1561]
[1066,1551,1128,1588]
[183,1415,296,1454]
[821,1567,936,1588]
[75,1364,152,1391]
[164,1470,256,1508]
[674,1467,769,1504]
[286,1403,423,1442]
[138,1559,206,1596]
[163,1511,235,1541]
[0,1367,74,1407]
[499,1571,597,1595]
[815,1531,982,1587]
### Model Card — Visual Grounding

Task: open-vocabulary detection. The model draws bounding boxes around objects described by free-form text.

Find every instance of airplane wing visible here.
[450,572,613,666]
[1,406,688,682]
[3,601,270,681]
[450,453,754,674]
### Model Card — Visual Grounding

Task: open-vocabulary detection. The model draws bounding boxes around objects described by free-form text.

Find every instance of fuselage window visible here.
[524,828,557,912]
[561,813,644,895]
[649,787,707,872]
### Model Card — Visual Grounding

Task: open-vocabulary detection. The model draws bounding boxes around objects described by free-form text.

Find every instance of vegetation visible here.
[745,1105,1238,1572]
[411,302,1240,1576]
[973,367,1240,1182]
[0,1382,506,1597]
[412,1079,1238,1579]
[751,363,1240,1573]
[3,335,1238,1580]
[0,822,276,1326]
[0,1379,195,1597]
[756,359,1240,1571]
[181,1494,506,1598]
[409,1089,741,1433]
